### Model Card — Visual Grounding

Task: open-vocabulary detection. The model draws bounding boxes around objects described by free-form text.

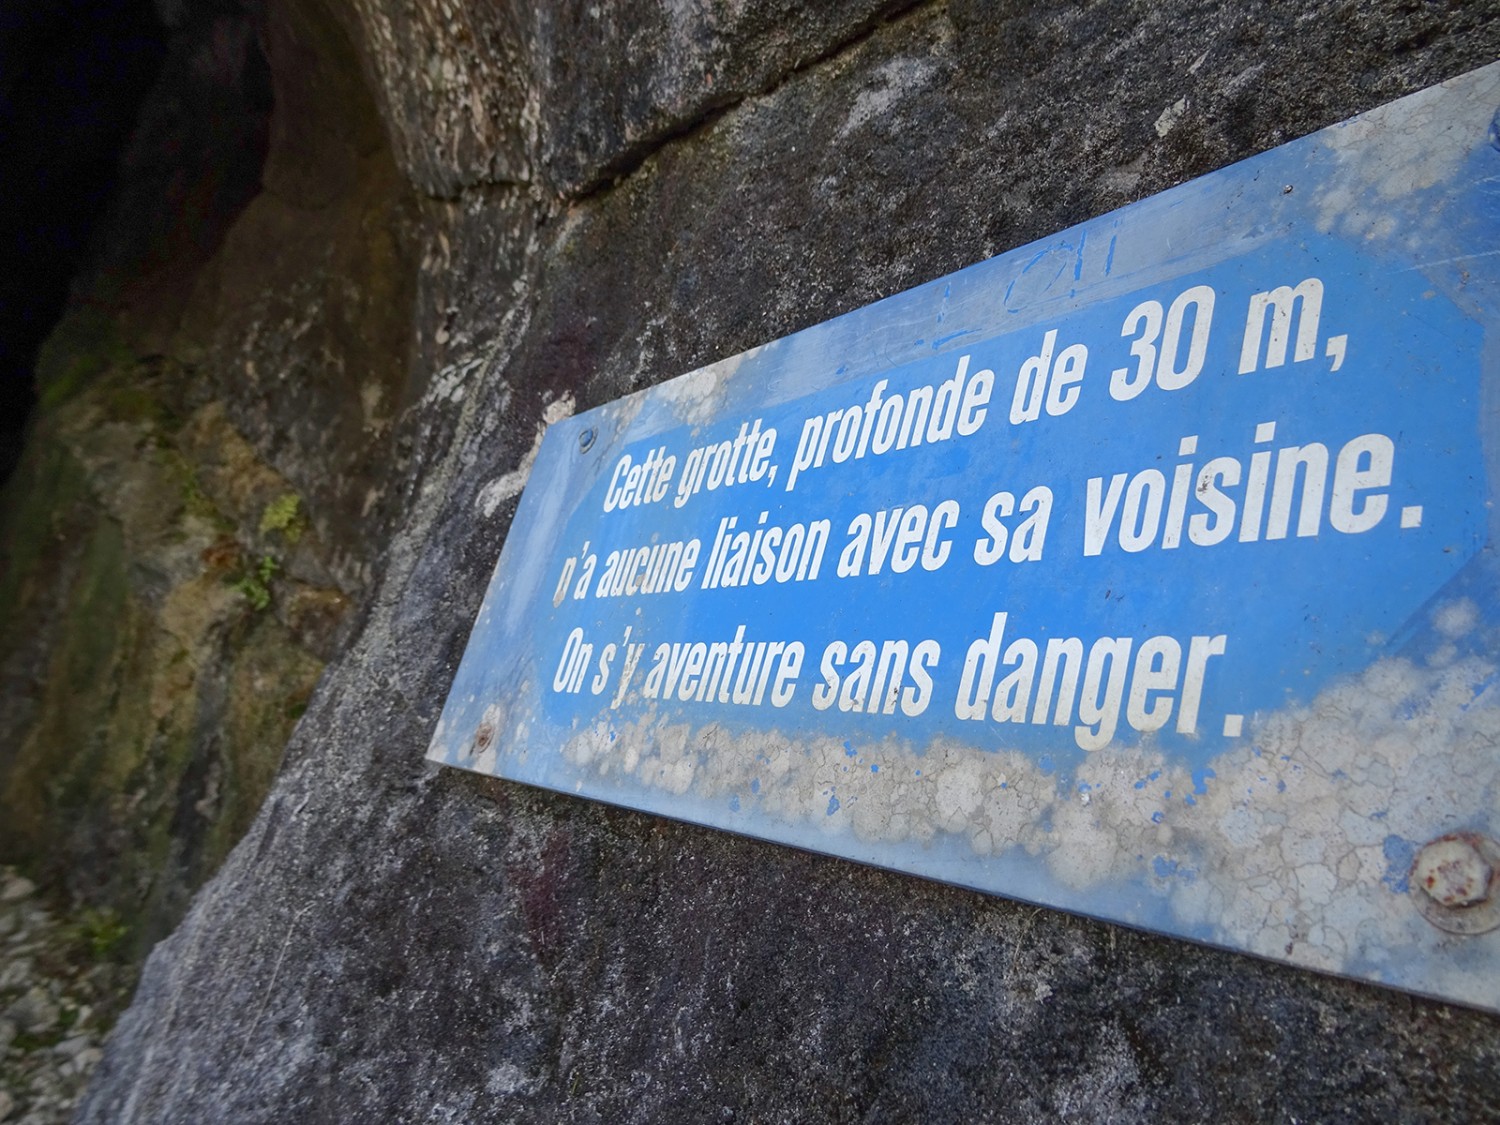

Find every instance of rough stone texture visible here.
[0,0,398,952]
[180,0,423,590]
[0,0,1495,1120]
[0,868,130,1125]
[0,368,332,952]
[525,0,919,196]
[342,0,919,197]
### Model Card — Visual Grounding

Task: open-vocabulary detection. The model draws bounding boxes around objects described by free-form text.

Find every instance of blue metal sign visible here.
[431,65,1500,1011]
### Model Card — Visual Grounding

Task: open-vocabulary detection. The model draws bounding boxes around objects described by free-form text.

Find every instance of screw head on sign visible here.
[1408,833,1500,936]
[1414,837,1493,908]
[473,720,495,755]
[579,427,596,453]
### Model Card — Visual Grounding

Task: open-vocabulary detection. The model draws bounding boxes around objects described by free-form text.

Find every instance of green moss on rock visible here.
[0,344,347,952]
[32,308,136,412]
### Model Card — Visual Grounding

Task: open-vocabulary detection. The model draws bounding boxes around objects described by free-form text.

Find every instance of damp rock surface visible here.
[0,0,1492,1122]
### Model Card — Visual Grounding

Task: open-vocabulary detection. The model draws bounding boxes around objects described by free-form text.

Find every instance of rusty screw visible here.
[1414,836,1493,909]
[1408,832,1500,935]
[473,721,496,753]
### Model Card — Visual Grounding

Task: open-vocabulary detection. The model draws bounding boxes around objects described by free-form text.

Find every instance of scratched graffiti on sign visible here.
[431,64,1500,1012]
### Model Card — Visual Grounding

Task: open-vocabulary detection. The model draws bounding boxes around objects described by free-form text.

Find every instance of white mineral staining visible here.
[1311,66,1500,244]
[485,1061,544,1098]
[425,355,488,405]
[475,392,576,516]
[1433,597,1478,639]
[561,596,1500,984]
[653,350,755,427]
[838,54,941,139]
[1153,97,1187,138]
[1176,645,1496,976]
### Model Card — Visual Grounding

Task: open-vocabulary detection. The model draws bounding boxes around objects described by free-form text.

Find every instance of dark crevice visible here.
[0,0,168,483]
[417,176,534,204]
[561,0,933,205]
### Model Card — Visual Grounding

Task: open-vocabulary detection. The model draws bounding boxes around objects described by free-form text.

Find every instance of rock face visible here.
[0,0,1495,1120]
[0,0,384,955]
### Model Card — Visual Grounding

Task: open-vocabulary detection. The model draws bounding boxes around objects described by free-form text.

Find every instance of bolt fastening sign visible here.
[432,64,1500,1012]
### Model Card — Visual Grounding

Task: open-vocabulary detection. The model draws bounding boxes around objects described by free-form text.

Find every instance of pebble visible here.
[7,991,58,1036]
[50,1038,88,1062]
[0,880,34,906]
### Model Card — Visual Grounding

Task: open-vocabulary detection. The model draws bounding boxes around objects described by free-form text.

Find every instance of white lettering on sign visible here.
[535,263,1442,757]
[954,612,1226,752]
[784,355,993,491]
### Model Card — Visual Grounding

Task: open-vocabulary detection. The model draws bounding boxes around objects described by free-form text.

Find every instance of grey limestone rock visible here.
[5,0,1495,1121]
[6,991,57,1038]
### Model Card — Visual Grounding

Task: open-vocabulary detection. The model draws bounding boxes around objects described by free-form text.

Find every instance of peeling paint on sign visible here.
[431,65,1500,1012]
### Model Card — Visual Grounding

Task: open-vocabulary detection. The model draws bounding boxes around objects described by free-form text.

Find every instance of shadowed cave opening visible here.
[0,0,169,483]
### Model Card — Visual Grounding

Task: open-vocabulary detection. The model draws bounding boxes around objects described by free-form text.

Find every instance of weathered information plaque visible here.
[432,65,1500,1010]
